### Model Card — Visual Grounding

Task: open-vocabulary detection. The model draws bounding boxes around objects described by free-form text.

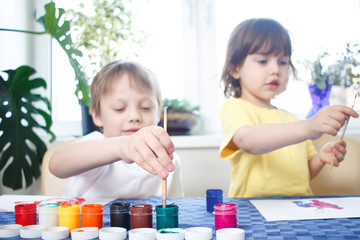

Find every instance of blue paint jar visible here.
[206,189,223,213]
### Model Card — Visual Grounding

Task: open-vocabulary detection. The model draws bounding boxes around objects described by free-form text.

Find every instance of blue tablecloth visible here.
[1,195,360,239]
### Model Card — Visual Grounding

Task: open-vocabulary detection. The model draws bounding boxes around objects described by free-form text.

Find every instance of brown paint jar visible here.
[130,204,153,229]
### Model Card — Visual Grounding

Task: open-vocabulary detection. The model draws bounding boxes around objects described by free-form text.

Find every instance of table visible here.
[1,195,360,239]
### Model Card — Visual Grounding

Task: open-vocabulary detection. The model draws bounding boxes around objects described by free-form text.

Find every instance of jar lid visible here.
[15,203,37,213]
[99,227,127,240]
[41,226,69,239]
[214,203,237,215]
[206,189,223,197]
[216,228,245,240]
[185,227,212,240]
[20,225,46,238]
[130,204,153,215]
[59,204,80,214]
[110,202,131,213]
[81,204,104,214]
[155,204,179,216]
[157,228,185,240]
[71,227,99,240]
[0,224,22,238]
[129,228,156,240]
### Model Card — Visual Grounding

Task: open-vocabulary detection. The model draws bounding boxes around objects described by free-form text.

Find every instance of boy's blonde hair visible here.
[90,60,162,116]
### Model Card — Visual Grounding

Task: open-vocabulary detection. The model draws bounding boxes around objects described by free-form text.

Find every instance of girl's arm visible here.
[308,139,346,179]
[49,126,175,179]
[232,105,358,155]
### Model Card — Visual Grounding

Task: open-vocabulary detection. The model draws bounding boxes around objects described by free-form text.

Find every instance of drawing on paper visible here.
[292,200,343,210]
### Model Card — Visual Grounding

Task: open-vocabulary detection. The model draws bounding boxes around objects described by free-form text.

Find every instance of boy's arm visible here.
[49,126,174,179]
[231,105,357,155]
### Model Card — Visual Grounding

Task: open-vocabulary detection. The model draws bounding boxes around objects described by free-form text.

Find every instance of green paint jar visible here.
[155,204,179,230]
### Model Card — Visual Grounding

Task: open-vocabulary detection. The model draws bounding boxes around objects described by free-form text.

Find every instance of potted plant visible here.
[159,98,200,135]
[64,0,147,134]
[305,42,360,118]
[0,2,87,190]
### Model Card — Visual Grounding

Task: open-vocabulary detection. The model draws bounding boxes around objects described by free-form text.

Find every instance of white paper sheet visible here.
[0,195,115,212]
[250,197,360,221]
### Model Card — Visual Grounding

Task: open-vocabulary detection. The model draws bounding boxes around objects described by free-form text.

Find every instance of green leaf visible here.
[37,2,90,107]
[0,65,55,190]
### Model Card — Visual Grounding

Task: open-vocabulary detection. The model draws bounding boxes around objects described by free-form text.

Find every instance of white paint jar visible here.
[38,203,59,227]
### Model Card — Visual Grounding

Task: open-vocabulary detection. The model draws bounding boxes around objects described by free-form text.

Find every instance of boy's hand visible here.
[318,139,347,167]
[120,126,175,179]
[307,105,358,140]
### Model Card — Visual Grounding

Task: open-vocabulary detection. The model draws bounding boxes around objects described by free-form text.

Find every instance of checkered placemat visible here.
[2,195,360,239]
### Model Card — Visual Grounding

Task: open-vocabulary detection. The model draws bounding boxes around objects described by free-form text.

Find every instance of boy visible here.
[49,60,184,198]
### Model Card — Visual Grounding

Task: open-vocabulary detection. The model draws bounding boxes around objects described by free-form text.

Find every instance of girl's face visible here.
[232,53,290,109]
[92,73,160,138]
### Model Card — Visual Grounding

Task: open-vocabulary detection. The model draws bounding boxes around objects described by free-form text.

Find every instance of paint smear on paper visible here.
[292,200,343,210]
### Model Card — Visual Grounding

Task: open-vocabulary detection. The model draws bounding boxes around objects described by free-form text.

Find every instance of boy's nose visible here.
[129,109,141,123]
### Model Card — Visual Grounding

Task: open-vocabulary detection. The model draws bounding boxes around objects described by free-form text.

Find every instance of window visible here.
[51,0,360,138]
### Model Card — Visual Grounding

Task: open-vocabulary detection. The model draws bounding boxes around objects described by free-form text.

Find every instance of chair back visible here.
[310,135,360,195]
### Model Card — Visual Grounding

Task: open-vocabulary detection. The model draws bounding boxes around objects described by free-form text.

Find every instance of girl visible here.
[219,18,358,198]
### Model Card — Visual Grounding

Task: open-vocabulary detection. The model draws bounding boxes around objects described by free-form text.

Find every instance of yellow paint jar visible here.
[59,204,80,232]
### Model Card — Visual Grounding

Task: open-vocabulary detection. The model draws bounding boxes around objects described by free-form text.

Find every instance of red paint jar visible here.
[81,204,103,229]
[130,204,153,229]
[15,203,37,226]
[214,203,237,230]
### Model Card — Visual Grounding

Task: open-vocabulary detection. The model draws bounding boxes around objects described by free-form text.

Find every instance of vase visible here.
[306,82,332,118]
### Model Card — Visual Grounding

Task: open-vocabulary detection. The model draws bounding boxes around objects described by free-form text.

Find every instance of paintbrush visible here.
[340,93,358,140]
[162,107,168,208]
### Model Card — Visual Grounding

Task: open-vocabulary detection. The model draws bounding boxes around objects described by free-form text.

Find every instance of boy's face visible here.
[92,73,160,138]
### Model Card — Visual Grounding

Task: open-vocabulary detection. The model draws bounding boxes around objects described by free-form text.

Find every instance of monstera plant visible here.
[0,2,89,190]
[0,66,55,190]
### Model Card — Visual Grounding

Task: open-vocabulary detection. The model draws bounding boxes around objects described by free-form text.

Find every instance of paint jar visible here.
[184,227,212,240]
[14,203,37,226]
[99,227,127,240]
[71,227,99,240]
[38,203,59,227]
[155,204,179,230]
[129,228,156,240]
[216,228,245,240]
[157,228,185,240]
[41,226,69,239]
[130,204,153,229]
[206,189,223,213]
[20,225,46,238]
[214,203,237,230]
[110,202,131,230]
[81,204,103,229]
[59,204,80,232]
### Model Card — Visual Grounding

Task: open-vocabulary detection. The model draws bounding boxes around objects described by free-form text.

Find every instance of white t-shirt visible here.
[63,131,184,198]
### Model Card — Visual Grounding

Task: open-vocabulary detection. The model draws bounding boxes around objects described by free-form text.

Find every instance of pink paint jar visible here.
[14,203,37,226]
[214,203,237,230]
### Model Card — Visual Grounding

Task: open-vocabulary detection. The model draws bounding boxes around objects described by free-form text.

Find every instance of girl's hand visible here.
[319,139,347,167]
[120,126,175,179]
[307,105,358,140]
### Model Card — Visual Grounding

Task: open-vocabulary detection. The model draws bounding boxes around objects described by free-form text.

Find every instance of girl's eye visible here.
[141,107,151,111]
[115,108,125,112]
[279,60,289,66]
[258,59,267,64]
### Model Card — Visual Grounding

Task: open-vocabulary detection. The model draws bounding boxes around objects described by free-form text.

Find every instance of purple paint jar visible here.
[214,203,237,230]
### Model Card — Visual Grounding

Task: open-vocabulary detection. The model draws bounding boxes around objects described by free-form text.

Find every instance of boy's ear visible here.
[91,108,103,128]
[230,65,241,79]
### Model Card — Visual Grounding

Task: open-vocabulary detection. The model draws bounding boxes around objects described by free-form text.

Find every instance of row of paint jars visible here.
[15,203,103,231]
[110,202,179,230]
[14,202,180,232]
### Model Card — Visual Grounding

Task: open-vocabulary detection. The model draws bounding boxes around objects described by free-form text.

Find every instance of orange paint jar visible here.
[81,204,103,229]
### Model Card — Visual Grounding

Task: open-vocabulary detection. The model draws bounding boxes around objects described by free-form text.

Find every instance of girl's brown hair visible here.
[90,60,162,115]
[220,18,296,98]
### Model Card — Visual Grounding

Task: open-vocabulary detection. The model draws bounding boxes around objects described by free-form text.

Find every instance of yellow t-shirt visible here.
[220,98,317,198]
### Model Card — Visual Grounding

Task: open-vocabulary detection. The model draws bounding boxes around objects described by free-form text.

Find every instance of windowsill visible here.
[50,118,360,149]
